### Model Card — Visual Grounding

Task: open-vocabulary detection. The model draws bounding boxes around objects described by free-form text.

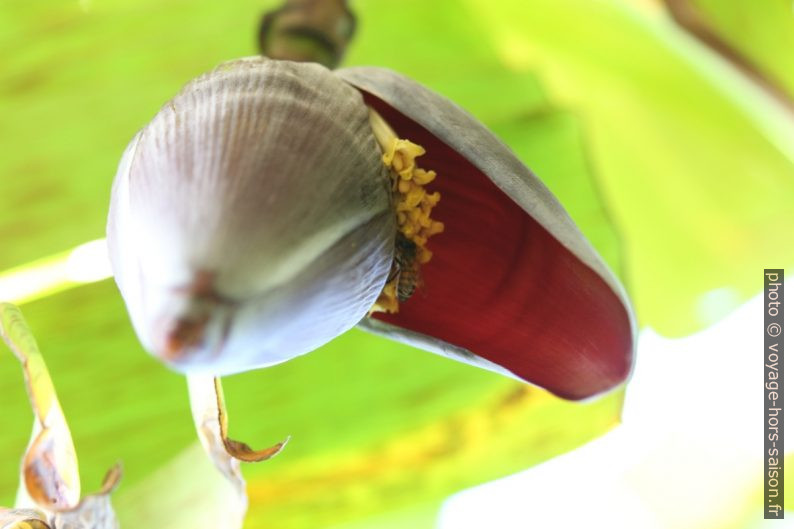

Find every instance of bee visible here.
[390,233,422,302]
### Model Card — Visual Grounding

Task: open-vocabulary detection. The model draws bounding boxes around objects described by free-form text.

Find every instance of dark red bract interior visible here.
[363,93,633,400]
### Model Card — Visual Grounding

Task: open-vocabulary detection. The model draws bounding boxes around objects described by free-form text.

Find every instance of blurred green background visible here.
[1,0,792,527]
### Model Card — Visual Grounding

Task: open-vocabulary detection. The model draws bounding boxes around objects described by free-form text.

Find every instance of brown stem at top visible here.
[258,0,356,69]
[662,0,794,116]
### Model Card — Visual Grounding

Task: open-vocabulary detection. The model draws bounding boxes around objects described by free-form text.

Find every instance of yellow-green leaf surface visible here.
[458,0,794,334]
[0,282,622,529]
[685,0,794,99]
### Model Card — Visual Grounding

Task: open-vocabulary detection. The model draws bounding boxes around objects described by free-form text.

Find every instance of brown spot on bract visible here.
[160,315,209,361]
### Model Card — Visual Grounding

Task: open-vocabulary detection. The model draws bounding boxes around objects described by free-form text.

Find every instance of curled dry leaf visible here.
[188,375,288,527]
[49,465,121,529]
[0,303,81,511]
[0,303,121,528]
[94,466,122,499]
[45,465,121,529]
[213,377,288,464]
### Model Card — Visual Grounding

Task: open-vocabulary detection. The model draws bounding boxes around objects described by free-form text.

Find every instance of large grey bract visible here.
[108,58,394,375]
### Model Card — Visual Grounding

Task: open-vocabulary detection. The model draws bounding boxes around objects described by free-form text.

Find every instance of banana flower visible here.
[108,57,635,402]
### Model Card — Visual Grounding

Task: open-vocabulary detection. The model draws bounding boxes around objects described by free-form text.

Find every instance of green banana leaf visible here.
[0,281,622,528]
[449,0,794,335]
[682,0,794,98]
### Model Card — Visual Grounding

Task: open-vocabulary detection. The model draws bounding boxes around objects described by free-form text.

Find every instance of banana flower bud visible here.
[108,57,635,401]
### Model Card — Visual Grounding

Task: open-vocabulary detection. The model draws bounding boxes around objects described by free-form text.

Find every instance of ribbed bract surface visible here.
[108,58,394,374]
